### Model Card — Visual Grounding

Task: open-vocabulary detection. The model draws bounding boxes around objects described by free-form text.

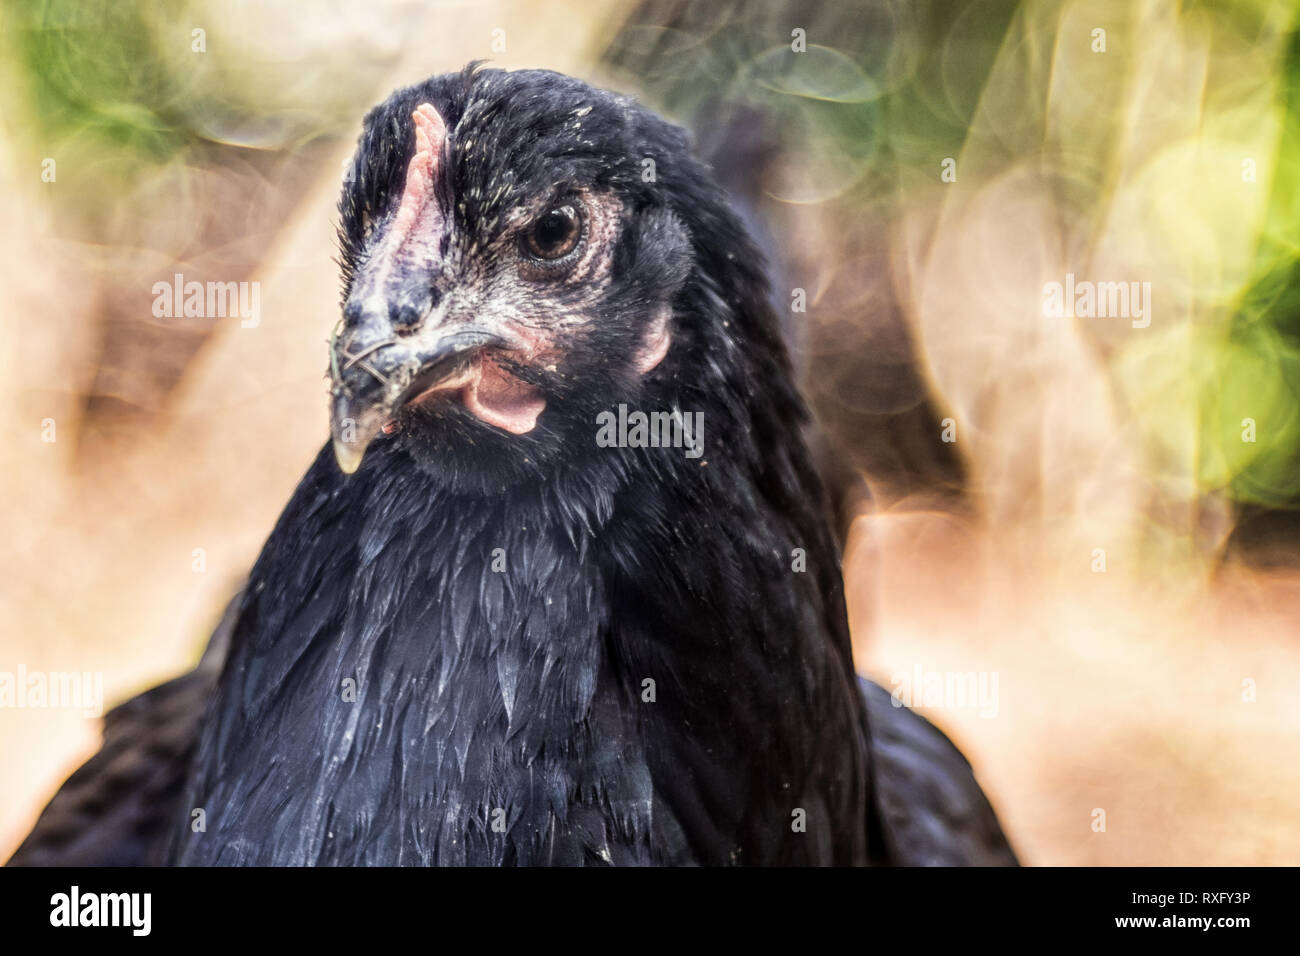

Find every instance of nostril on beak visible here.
[389,302,422,332]
[389,287,438,334]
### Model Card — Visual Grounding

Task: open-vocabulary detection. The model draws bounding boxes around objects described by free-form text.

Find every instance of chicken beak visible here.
[328,327,503,474]
[330,392,386,475]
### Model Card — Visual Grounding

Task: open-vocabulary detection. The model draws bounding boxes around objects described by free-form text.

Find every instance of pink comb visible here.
[388,103,447,256]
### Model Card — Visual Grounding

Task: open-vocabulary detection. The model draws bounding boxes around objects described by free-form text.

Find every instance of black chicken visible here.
[11,66,1015,866]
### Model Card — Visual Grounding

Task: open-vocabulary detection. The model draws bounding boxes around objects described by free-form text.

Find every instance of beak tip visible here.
[332,439,365,475]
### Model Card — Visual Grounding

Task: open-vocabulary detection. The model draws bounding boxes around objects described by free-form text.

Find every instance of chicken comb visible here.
[389,103,447,255]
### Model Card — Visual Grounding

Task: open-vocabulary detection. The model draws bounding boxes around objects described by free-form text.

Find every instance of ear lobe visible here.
[634,306,672,374]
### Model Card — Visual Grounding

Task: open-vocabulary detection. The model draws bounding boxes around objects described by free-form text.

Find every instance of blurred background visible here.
[3,0,1300,864]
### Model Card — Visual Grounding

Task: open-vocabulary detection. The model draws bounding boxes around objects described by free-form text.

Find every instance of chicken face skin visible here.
[331,67,692,492]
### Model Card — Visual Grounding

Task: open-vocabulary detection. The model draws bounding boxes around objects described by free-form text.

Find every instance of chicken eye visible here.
[522,202,582,261]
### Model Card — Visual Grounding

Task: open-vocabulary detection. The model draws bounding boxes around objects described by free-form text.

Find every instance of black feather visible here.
[12,68,1014,867]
